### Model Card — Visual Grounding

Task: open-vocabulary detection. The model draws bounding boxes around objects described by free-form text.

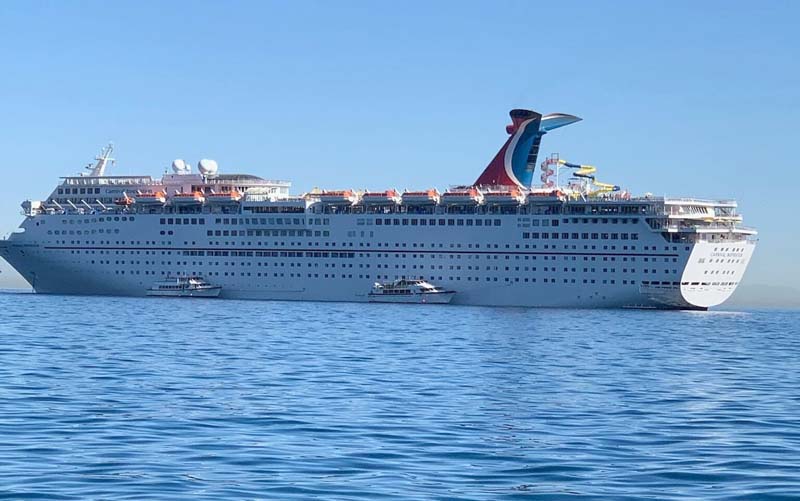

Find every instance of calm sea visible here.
[0,292,797,500]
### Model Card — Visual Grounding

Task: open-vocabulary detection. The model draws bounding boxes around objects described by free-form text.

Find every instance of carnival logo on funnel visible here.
[474,109,582,188]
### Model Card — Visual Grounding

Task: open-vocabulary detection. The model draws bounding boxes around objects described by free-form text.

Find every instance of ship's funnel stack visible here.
[474,109,581,188]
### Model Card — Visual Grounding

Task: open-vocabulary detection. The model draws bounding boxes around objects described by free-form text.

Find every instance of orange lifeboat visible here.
[171,191,205,206]
[114,194,134,206]
[441,188,482,205]
[136,191,167,205]
[482,188,525,205]
[361,189,400,205]
[318,190,357,204]
[206,190,242,204]
[401,189,440,205]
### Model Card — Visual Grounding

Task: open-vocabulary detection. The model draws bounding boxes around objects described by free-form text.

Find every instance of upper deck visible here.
[22,187,754,238]
[17,108,757,242]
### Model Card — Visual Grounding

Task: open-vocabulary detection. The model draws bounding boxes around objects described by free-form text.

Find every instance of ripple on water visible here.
[0,294,798,499]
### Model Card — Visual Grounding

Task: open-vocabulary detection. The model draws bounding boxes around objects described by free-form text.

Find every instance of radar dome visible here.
[198,159,219,176]
[171,159,189,174]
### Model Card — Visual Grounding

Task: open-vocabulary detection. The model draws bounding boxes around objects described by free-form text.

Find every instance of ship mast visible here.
[85,143,115,177]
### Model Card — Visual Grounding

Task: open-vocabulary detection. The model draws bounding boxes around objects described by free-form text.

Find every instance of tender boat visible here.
[146,276,222,297]
[368,279,455,304]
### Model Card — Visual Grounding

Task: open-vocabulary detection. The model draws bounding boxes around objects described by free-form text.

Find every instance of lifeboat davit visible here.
[171,191,205,206]
[135,191,167,205]
[441,188,483,205]
[401,189,440,205]
[361,189,400,205]
[206,190,242,204]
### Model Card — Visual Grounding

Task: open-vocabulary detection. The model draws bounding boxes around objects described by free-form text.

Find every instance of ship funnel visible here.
[474,109,581,188]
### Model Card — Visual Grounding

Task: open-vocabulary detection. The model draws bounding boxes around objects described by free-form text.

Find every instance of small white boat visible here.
[368,279,455,304]
[146,276,222,298]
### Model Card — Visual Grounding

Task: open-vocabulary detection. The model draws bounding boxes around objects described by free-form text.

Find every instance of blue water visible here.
[0,293,798,500]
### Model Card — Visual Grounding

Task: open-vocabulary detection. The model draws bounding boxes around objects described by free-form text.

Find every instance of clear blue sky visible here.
[1,0,798,292]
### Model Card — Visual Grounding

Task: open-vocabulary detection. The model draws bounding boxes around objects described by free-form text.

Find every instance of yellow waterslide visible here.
[558,159,620,196]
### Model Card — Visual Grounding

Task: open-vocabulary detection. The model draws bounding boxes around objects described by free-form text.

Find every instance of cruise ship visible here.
[0,108,757,309]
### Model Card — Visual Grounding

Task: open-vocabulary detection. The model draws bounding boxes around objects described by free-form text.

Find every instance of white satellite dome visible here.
[171,158,189,174]
[198,158,219,176]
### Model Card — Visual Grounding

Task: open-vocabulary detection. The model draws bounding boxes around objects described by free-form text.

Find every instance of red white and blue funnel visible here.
[474,109,582,188]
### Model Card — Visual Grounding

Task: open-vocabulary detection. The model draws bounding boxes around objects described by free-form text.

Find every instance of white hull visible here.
[0,210,755,310]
